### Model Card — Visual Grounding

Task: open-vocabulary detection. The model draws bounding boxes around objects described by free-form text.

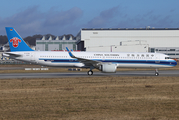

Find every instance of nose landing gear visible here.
[155,68,159,76]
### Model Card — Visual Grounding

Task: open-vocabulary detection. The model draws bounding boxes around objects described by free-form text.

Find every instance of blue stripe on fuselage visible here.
[39,58,177,66]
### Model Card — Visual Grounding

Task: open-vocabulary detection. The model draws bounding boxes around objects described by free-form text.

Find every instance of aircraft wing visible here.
[66,47,102,67]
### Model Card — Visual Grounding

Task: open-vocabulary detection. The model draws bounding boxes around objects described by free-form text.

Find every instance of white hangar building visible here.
[36,35,77,51]
[76,28,179,58]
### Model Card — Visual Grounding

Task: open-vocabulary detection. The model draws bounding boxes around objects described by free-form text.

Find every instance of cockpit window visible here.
[165,57,171,59]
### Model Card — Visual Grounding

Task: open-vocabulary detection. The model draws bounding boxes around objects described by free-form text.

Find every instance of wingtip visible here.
[66,47,75,58]
[66,47,69,51]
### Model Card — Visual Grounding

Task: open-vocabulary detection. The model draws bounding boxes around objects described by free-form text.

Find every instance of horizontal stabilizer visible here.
[3,52,21,57]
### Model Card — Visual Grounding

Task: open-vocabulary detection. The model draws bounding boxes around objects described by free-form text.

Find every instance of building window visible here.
[170,49,175,51]
[168,53,175,55]
[151,48,155,53]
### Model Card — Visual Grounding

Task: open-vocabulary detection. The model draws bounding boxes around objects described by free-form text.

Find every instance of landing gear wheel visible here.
[155,68,159,76]
[87,70,93,75]
[155,72,159,76]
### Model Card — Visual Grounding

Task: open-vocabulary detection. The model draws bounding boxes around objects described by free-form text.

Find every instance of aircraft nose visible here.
[172,60,177,66]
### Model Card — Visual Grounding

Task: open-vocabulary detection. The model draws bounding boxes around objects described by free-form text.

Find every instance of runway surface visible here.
[0,70,178,79]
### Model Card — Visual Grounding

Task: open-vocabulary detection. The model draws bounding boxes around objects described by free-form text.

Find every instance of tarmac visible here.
[0,70,178,79]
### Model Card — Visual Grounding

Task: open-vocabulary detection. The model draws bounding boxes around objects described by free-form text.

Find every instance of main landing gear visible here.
[155,68,159,76]
[87,70,93,75]
[87,66,94,75]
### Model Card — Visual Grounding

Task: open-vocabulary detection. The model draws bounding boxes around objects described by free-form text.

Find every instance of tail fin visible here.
[5,27,34,52]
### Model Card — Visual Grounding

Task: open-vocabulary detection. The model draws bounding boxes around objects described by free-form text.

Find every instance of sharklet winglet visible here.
[66,47,75,58]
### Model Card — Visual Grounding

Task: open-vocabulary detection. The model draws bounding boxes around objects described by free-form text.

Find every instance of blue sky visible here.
[0,0,179,37]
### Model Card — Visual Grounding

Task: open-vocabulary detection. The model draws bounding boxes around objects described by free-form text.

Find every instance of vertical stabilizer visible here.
[5,27,34,52]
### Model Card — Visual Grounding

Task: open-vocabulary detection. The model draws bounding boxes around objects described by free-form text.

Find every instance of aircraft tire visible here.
[155,72,159,76]
[88,70,93,75]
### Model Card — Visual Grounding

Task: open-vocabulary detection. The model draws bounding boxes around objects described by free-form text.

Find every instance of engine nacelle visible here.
[99,63,117,73]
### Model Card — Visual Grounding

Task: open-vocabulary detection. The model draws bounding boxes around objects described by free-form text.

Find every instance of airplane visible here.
[4,27,177,76]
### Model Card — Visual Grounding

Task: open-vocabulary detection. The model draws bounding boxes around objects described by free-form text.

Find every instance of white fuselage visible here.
[6,51,177,68]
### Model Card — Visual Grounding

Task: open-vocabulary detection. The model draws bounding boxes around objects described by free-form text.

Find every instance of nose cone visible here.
[172,60,177,66]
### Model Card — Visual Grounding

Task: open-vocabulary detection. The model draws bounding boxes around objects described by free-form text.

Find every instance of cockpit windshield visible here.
[165,57,171,59]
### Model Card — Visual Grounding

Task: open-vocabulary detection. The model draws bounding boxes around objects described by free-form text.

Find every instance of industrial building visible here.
[76,28,179,58]
[36,35,77,51]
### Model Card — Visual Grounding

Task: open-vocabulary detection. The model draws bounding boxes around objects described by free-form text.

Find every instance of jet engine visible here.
[99,63,117,73]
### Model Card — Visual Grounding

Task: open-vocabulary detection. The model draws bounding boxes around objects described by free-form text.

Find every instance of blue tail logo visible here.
[5,27,34,52]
